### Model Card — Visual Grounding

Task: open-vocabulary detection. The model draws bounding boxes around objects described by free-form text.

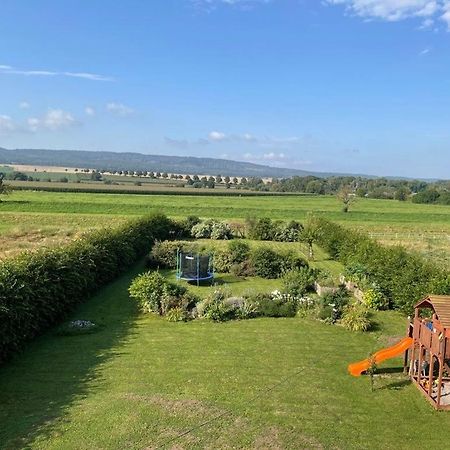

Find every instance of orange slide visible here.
[348,337,413,377]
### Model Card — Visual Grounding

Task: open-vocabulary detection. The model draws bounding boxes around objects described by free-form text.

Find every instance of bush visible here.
[363,287,389,310]
[279,251,308,273]
[318,287,350,323]
[213,250,233,273]
[274,220,303,242]
[129,272,168,313]
[0,213,175,363]
[148,241,181,269]
[341,304,373,332]
[128,271,197,316]
[250,247,283,278]
[315,218,450,313]
[296,296,317,318]
[147,240,202,269]
[196,289,236,322]
[166,307,188,322]
[210,221,233,240]
[175,215,201,238]
[250,291,298,317]
[282,267,318,297]
[191,219,232,240]
[247,217,276,240]
[230,260,255,277]
[228,240,250,264]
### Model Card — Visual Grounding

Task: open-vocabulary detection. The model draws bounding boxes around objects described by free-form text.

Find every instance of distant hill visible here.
[0,147,340,178]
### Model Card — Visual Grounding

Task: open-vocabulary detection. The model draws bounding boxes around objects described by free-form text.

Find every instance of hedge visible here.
[0,213,175,363]
[315,218,450,313]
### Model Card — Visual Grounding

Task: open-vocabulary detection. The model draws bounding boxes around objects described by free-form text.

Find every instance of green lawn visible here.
[1,264,450,450]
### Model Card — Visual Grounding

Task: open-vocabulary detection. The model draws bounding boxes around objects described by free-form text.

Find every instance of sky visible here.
[1,0,450,179]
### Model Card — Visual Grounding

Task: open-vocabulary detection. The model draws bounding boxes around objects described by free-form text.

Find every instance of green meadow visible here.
[1,190,449,264]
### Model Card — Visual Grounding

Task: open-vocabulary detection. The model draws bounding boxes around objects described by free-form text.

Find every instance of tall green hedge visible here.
[0,213,175,363]
[315,218,450,314]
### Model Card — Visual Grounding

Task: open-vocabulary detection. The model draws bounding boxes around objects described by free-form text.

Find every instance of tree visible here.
[299,214,322,260]
[90,171,103,182]
[337,186,356,213]
[0,175,11,201]
[394,186,409,201]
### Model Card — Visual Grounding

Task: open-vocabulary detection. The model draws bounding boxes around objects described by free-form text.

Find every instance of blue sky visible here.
[1,0,449,178]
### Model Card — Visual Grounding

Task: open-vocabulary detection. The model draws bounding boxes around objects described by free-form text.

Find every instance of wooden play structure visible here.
[348,295,450,410]
[405,295,450,410]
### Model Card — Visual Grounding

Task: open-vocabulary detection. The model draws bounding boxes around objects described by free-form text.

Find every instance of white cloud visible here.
[0,115,15,134]
[208,131,227,141]
[419,47,431,55]
[85,106,96,116]
[263,151,285,160]
[326,0,450,29]
[106,102,134,116]
[19,101,30,110]
[0,64,113,81]
[28,109,77,132]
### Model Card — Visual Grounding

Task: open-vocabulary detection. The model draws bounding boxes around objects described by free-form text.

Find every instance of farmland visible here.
[0,190,449,265]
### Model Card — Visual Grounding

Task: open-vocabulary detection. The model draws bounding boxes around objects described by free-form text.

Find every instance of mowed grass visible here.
[1,264,450,450]
[1,190,449,265]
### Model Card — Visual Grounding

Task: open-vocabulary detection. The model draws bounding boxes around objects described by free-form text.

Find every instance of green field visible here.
[1,190,449,265]
[1,263,449,449]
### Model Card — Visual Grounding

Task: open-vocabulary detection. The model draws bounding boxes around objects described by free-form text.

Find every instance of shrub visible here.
[196,289,235,322]
[148,241,181,269]
[341,304,373,332]
[296,296,317,318]
[318,287,350,323]
[213,250,233,273]
[129,272,169,313]
[247,217,276,240]
[282,267,318,297]
[166,307,188,322]
[251,247,283,278]
[210,221,233,240]
[251,291,298,317]
[128,271,197,316]
[279,251,308,273]
[230,260,255,277]
[228,240,250,264]
[191,219,232,240]
[0,213,175,363]
[148,240,202,269]
[176,215,201,238]
[274,220,303,242]
[363,287,389,310]
[315,217,450,313]
[344,263,369,284]
[191,220,213,239]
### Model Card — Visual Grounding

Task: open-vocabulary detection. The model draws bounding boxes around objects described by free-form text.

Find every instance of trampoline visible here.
[176,250,214,286]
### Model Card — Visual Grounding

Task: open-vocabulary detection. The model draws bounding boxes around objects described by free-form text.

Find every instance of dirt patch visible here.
[123,393,224,418]
[252,426,283,449]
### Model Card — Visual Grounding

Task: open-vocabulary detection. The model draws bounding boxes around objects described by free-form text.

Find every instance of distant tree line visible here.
[238,175,450,203]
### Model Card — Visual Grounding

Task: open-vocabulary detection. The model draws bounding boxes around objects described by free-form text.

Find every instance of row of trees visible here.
[239,175,448,201]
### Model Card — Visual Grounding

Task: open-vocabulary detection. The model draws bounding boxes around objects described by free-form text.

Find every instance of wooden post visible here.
[417,345,423,386]
[437,357,444,408]
[428,353,434,397]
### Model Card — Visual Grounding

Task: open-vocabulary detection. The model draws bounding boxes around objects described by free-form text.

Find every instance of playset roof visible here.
[415,295,450,329]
